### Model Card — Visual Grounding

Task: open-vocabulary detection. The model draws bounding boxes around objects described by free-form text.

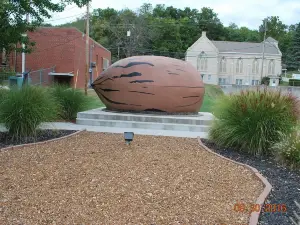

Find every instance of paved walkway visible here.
[0,122,208,138]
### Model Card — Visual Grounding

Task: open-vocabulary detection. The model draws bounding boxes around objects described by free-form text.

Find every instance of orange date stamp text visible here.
[234,203,287,213]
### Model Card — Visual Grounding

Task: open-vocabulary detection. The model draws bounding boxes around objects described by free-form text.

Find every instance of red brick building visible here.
[8,27,111,88]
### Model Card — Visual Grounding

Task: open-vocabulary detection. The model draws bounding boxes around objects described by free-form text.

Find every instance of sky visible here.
[46,0,300,30]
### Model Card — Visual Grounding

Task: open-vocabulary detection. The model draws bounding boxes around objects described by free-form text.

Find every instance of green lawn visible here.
[86,94,105,110]
[280,81,290,86]
[200,84,224,112]
[85,85,223,113]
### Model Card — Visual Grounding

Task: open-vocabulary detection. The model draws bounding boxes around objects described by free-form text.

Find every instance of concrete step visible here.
[77,109,213,126]
[0,123,208,138]
[76,118,210,132]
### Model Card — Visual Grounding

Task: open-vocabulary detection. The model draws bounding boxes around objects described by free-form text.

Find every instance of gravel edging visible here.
[197,137,272,225]
[0,129,85,152]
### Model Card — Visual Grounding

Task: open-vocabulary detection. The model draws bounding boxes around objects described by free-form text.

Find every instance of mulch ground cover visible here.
[0,131,264,224]
[201,139,300,225]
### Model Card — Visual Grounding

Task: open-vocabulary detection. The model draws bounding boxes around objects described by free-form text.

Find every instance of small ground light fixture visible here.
[124,132,134,145]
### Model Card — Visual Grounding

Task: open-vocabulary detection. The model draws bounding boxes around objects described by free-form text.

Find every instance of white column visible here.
[21,34,27,76]
[248,64,251,85]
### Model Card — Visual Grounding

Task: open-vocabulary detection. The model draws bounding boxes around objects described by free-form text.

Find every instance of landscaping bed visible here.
[0,132,264,224]
[201,139,300,225]
[0,130,77,149]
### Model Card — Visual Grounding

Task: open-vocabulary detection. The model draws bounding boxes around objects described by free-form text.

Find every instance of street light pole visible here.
[127,30,131,57]
[21,35,26,76]
[22,6,30,76]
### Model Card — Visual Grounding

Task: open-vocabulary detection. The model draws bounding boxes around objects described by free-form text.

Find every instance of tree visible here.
[91,7,154,61]
[196,7,226,41]
[288,23,300,70]
[259,16,287,41]
[259,16,292,69]
[280,30,294,67]
[83,3,295,64]
[225,23,260,42]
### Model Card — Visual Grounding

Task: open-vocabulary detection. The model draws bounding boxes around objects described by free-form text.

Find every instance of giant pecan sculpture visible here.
[91,56,205,113]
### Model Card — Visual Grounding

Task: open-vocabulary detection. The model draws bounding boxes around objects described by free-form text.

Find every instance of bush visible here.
[0,88,8,102]
[272,129,300,169]
[0,86,58,140]
[209,87,300,155]
[261,76,270,85]
[0,71,15,84]
[0,89,9,123]
[49,84,89,121]
[289,79,300,86]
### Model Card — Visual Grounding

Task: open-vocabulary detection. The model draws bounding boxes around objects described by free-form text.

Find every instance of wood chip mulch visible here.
[0,131,264,225]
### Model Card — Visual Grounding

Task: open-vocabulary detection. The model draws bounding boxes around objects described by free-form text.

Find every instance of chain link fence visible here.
[0,71,16,85]
[29,66,55,86]
[1,66,56,87]
[220,85,300,98]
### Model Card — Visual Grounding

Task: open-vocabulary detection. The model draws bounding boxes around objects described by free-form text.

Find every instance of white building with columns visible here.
[185,31,282,86]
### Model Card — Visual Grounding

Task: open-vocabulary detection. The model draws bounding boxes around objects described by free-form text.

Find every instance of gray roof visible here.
[211,39,280,54]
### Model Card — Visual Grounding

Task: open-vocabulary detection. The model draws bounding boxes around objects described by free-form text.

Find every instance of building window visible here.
[268,59,275,75]
[96,55,99,69]
[236,79,243,85]
[252,58,259,74]
[252,80,259,85]
[219,78,226,85]
[208,74,211,80]
[236,58,243,73]
[219,57,226,73]
[102,58,109,71]
[197,51,207,71]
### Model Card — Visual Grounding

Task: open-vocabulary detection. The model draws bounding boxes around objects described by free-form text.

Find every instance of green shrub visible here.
[209,87,300,155]
[50,84,89,121]
[0,86,58,140]
[0,89,9,123]
[272,129,300,169]
[0,72,15,84]
[289,79,300,86]
[0,88,8,102]
[261,76,270,85]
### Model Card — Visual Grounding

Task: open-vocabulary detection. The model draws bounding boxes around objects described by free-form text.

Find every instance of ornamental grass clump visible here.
[209,87,300,155]
[49,84,89,121]
[0,86,58,140]
[272,128,300,169]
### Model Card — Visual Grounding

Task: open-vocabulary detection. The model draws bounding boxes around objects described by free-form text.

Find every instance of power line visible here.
[64,5,79,12]
[44,13,85,23]
[107,46,282,60]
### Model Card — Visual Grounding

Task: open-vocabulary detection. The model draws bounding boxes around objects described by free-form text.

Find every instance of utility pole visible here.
[260,19,267,83]
[85,2,90,95]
